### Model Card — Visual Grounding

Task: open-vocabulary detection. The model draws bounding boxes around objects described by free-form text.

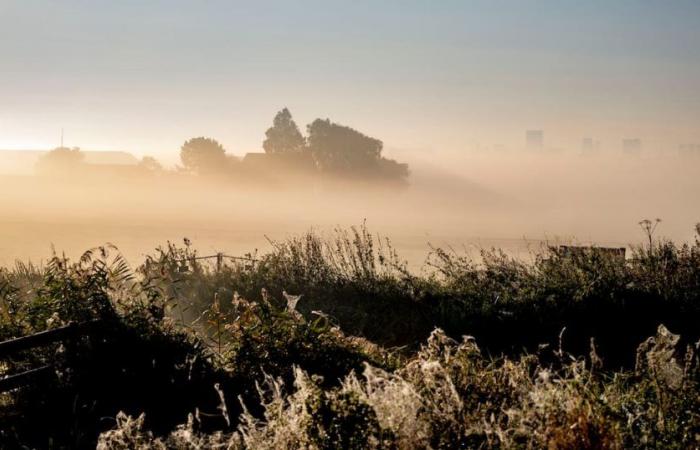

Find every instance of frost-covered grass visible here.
[99,326,699,449]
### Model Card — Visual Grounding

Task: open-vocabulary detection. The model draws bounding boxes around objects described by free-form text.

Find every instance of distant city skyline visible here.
[1,1,699,163]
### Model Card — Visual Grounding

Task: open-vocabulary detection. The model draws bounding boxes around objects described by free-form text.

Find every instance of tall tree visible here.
[306,119,382,173]
[180,137,227,174]
[263,108,306,154]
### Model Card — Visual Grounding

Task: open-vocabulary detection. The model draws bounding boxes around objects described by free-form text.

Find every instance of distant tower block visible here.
[622,138,642,156]
[581,137,597,155]
[526,130,543,150]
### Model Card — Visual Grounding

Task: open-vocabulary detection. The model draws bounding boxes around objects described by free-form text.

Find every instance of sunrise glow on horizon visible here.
[2,1,699,161]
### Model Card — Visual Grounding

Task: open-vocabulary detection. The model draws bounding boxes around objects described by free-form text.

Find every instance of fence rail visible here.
[159,252,260,272]
[0,365,53,393]
[0,320,101,393]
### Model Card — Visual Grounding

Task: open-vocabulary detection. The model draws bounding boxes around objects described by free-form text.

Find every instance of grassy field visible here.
[1,224,699,448]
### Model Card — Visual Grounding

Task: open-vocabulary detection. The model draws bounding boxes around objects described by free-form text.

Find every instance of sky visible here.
[1,0,699,163]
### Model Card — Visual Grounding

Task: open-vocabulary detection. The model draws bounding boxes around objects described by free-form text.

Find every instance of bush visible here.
[99,326,700,449]
[3,224,700,448]
[0,245,386,448]
[141,224,700,366]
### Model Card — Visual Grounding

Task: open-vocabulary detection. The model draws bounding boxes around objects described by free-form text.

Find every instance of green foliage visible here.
[0,243,385,448]
[141,226,427,346]
[141,224,700,365]
[3,223,700,448]
[221,291,393,388]
[422,230,700,367]
[0,247,234,448]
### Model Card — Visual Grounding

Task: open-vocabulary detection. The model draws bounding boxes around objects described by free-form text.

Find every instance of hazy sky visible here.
[1,1,699,162]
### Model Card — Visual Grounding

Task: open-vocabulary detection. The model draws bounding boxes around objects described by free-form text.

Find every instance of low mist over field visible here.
[0,143,698,266]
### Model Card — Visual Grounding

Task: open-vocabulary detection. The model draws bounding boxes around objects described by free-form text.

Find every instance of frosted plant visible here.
[236,367,317,449]
[97,412,166,450]
[282,290,303,320]
[635,324,684,390]
[214,383,230,427]
[96,326,698,450]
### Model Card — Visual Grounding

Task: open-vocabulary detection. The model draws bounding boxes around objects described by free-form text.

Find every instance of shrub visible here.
[0,245,388,448]
[99,326,700,449]
[4,224,700,447]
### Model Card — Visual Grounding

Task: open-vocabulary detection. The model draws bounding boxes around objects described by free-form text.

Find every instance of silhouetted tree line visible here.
[34,146,85,174]
[35,147,163,177]
[179,108,408,181]
[34,108,409,183]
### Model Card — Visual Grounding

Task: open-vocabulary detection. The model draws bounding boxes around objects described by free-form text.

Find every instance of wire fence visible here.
[164,253,260,272]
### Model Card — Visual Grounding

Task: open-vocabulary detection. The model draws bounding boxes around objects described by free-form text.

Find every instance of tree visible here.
[306,119,383,173]
[35,147,85,174]
[376,157,410,180]
[139,156,163,172]
[263,108,306,154]
[180,137,228,174]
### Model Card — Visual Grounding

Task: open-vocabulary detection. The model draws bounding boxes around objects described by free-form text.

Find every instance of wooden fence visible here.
[0,321,102,393]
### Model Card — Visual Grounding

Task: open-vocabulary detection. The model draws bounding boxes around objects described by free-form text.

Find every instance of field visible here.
[2,151,699,269]
[1,148,699,449]
[1,224,698,448]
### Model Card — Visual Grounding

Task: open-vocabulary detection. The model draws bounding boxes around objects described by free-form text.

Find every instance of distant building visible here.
[0,149,139,175]
[622,139,642,156]
[581,137,599,155]
[526,130,543,150]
